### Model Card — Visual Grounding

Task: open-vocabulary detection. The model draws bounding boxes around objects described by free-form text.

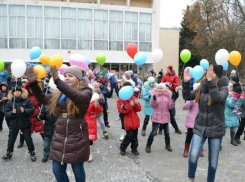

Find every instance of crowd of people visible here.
[0,64,244,182]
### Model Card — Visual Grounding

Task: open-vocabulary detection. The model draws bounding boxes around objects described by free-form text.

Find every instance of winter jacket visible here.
[0,90,8,112]
[117,96,141,130]
[182,76,229,138]
[183,100,199,129]
[25,83,43,133]
[109,75,116,85]
[0,70,8,84]
[5,89,34,130]
[142,81,157,116]
[161,72,180,91]
[30,78,92,164]
[224,94,244,128]
[100,85,109,103]
[150,88,174,124]
[39,106,57,138]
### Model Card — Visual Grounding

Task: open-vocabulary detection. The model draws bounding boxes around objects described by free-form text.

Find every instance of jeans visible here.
[43,136,52,157]
[188,134,222,182]
[147,123,170,146]
[142,115,150,130]
[52,160,86,182]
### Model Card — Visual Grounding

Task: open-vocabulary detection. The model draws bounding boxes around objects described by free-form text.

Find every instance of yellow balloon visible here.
[50,55,63,69]
[39,54,50,65]
[229,51,241,66]
[33,65,47,79]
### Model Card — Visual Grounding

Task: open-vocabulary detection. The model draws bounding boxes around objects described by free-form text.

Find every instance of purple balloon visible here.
[69,54,89,71]
[59,64,68,75]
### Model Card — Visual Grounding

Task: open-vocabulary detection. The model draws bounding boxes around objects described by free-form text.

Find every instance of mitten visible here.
[233,92,240,99]
[153,95,156,101]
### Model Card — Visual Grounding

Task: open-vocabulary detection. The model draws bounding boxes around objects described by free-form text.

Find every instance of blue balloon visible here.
[223,62,229,71]
[192,65,204,81]
[86,58,91,65]
[119,86,134,100]
[30,46,42,60]
[134,52,147,65]
[200,59,209,69]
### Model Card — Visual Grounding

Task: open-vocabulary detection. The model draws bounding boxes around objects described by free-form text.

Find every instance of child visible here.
[2,85,37,161]
[117,82,141,156]
[141,77,157,136]
[0,82,9,130]
[146,83,175,153]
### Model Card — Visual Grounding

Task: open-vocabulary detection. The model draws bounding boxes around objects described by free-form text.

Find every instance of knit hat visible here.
[157,83,166,90]
[12,85,22,93]
[98,72,105,77]
[213,65,223,78]
[165,82,172,88]
[231,70,236,75]
[0,82,8,89]
[64,66,84,80]
[167,65,173,71]
[147,77,155,83]
[228,82,233,90]
[232,76,239,84]
[125,70,133,77]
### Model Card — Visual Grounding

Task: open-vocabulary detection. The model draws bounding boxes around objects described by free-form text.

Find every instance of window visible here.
[124,11,138,50]
[27,6,43,49]
[139,13,152,52]
[0,5,7,48]
[77,8,92,50]
[109,11,123,51]
[61,7,76,50]
[9,5,25,49]
[94,10,108,50]
[44,7,60,49]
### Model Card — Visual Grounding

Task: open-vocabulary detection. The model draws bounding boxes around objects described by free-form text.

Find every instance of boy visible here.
[0,82,9,130]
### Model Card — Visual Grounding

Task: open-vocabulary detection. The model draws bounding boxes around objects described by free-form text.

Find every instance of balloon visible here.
[223,62,229,71]
[86,58,91,65]
[192,65,204,81]
[180,49,191,63]
[200,59,209,69]
[49,74,65,90]
[33,65,46,79]
[59,64,68,75]
[40,54,50,65]
[49,55,63,69]
[152,48,163,63]
[184,67,193,76]
[215,49,229,65]
[119,86,134,100]
[69,54,89,71]
[134,52,147,65]
[0,60,4,71]
[95,53,106,66]
[30,46,42,60]
[126,43,138,59]
[229,51,241,66]
[11,59,26,78]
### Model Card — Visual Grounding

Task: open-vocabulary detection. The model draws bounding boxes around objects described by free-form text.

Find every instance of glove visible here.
[233,92,240,99]
[153,95,156,101]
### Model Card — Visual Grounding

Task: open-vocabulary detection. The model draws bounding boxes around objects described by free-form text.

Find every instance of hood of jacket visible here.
[201,76,229,93]
[144,81,157,90]
[151,88,172,98]
[24,82,33,96]
[8,88,28,101]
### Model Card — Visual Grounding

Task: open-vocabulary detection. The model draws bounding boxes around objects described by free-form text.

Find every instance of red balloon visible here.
[126,43,138,59]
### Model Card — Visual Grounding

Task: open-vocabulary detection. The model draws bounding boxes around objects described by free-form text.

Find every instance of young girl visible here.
[145,83,175,153]
[142,77,157,136]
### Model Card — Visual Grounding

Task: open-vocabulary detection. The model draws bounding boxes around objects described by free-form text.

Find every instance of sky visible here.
[160,0,194,28]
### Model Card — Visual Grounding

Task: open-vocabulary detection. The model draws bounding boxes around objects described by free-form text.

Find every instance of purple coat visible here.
[183,100,199,129]
[150,88,175,124]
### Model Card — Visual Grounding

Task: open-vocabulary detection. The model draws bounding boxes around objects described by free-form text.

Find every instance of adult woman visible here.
[183,65,229,182]
[28,65,92,182]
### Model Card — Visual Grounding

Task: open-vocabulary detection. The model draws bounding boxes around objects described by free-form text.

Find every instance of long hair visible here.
[48,80,85,116]
[195,76,220,105]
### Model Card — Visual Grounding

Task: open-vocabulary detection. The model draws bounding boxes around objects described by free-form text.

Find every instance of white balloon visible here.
[49,74,65,90]
[11,59,26,78]
[215,49,229,66]
[152,49,163,63]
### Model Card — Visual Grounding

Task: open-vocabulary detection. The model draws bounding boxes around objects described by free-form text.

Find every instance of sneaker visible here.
[120,150,126,156]
[132,149,139,155]
[2,152,13,160]
[42,155,48,163]
[30,152,37,162]
[158,130,162,135]
[107,110,110,113]
[17,142,24,148]
[165,146,173,152]
[175,129,182,134]
[141,130,146,136]
[103,131,109,139]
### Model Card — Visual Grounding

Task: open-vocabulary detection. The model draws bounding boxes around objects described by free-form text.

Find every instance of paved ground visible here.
[0,94,245,182]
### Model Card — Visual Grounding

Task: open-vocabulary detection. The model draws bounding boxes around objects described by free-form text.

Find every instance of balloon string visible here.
[180,63,186,80]
[236,66,244,92]
[12,79,17,108]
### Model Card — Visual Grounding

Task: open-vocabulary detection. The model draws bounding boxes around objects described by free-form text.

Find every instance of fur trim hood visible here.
[151,87,172,98]
[8,88,29,101]
[144,81,158,90]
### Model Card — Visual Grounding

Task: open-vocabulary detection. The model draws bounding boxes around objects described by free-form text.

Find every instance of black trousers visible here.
[19,132,44,143]
[0,112,4,129]
[235,118,245,139]
[159,110,180,131]
[119,113,125,130]
[103,103,109,126]
[109,84,118,97]
[147,123,170,147]
[7,127,35,153]
[120,129,138,151]
[185,128,193,144]
[142,115,150,130]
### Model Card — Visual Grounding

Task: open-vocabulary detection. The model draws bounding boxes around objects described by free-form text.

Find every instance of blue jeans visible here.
[52,160,86,182]
[43,136,52,157]
[188,134,222,182]
[147,123,170,146]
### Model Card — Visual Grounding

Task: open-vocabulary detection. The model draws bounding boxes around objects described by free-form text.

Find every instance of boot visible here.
[2,151,13,160]
[141,130,146,136]
[183,143,190,158]
[132,148,139,155]
[165,145,172,152]
[165,137,172,152]
[18,134,25,148]
[186,178,195,182]
[120,130,125,141]
[146,145,151,153]
[29,151,37,162]
[175,129,182,134]
[88,145,93,162]
[146,138,153,153]
[103,131,109,139]
[158,130,163,135]
[230,132,238,146]
[42,155,49,163]
[120,150,126,156]
[235,138,241,144]
[17,142,24,148]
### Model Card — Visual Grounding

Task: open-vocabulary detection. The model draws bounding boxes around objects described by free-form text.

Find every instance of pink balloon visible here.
[69,54,89,71]
[59,64,68,75]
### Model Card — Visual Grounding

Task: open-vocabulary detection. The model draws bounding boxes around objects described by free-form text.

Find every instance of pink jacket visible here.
[150,88,175,124]
[183,101,199,129]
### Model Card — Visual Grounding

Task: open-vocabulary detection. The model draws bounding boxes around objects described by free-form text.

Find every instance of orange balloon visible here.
[33,65,47,79]
[39,54,50,65]
[49,55,63,69]
[229,51,241,66]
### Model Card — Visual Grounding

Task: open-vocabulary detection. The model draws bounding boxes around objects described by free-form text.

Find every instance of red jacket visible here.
[161,72,180,91]
[85,101,103,141]
[117,96,141,130]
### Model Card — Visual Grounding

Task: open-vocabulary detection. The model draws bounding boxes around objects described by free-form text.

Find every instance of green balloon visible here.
[180,49,191,63]
[0,60,4,71]
[96,53,106,66]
